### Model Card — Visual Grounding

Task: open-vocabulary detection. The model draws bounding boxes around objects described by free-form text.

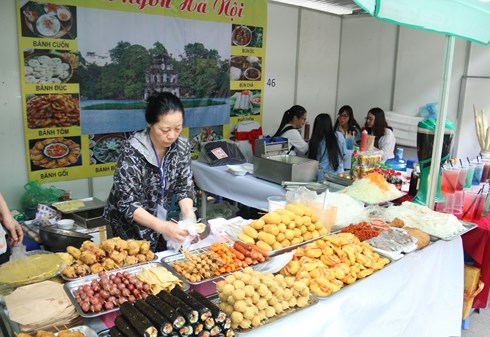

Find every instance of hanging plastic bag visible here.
[20,181,64,210]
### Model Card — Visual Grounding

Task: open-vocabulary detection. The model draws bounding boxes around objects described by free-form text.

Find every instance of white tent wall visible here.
[336,16,397,121]
[1,0,489,209]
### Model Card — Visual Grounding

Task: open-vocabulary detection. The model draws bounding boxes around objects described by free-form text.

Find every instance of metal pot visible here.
[39,225,92,251]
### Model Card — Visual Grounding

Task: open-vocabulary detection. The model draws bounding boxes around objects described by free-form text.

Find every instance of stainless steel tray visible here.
[61,255,158,282]
[63,261,189,318]
[434,220,478,241]
[52,197,106,214]
[224,225,327,257]
[324,172,354,186]
[209,294,319,334]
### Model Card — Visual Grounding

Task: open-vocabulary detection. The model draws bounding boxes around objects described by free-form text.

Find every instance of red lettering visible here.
[213,0,244,20]
[180,0,208,13]
[119,0,171,10]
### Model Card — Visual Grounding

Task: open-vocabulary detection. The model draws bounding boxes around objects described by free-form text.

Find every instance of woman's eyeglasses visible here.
[337,114,349,119]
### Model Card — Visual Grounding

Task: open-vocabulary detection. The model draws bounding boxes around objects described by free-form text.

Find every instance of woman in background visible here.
[272,105,309,156]
[308,114,347,181]
[364,107,396,161]
[334,105,362,148]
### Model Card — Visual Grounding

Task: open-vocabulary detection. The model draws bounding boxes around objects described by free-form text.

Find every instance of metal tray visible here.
[433,220,478,241]
[324,172,354,186]
[224,225,327,257]
[55,326,98,337]
[63,261,189,318]
[52,197,106,214]
[209,294,319,334]
[61,255,158,282]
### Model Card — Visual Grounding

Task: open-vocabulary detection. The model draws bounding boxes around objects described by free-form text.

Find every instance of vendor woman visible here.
[104,92,196,252]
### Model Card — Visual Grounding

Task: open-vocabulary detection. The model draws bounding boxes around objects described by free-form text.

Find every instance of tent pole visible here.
[426,35,455,209]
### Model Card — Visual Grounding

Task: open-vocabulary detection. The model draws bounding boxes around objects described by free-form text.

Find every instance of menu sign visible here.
[16,0,267,183]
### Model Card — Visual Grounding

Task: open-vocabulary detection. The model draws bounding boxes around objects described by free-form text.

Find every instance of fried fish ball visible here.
[80,250,97,265]
[136,254,146,263]
[138,240,150,254]
[93,247,107,261]
[66,246,81,259]
[297,296,309,308]
[62,266,77,278]
[265,305,276,318]
[125,255,139,265]
[81,240,96,251]
[145,250,155,261]
[57,252,74,266]
[113,237,128,251]
[102,258,116,270]
[222,283,235,296]
[100,239,116,254]
[230,311,243,325]
[233,300,247,313]
[127,240,140,255]
[74,263,91,277]
[110,250,127,265]
[233,288,246,300]
[90,263,104,274]
[36,331,56,337]
[239,319,251,329]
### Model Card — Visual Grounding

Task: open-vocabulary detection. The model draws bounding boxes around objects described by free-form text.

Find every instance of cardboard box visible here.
[463,265,483,319]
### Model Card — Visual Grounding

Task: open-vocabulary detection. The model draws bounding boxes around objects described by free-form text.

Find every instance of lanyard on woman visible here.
[151,141,167,199]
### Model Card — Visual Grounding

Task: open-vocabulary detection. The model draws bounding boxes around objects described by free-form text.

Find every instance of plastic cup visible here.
[472,164,484,186]
[442,192,455,214]
[453,190,464,214]
[441,167,460,193]
[462,190,487,222]
[465,165,475,188]
[267,196,287,212]
[457,167,467,191]
[482,162,490,183]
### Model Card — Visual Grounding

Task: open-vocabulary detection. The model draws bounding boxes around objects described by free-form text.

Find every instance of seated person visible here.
[364,107,396,162]
[334,105,362,149]
[308,113,347,181]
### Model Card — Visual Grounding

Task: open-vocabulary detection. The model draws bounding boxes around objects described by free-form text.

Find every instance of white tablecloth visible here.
[245,237,464,337]
[191,160,286,211]
[84,237,464,337]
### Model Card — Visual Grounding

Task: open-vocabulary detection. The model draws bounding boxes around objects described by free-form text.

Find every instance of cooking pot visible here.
[39,225,92,251]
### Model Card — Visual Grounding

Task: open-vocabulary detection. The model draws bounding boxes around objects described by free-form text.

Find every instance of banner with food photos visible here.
[17,0,266,183]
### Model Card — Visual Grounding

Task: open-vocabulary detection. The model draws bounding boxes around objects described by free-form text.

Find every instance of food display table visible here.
[81,238,464,337]
[191,160,286,218]
[462,215,490,309]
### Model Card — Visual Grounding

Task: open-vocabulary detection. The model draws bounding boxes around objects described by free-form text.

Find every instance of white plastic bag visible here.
[165,220,200,251]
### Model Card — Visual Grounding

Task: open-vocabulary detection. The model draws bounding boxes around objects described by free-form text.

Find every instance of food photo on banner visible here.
[16,0,267,183]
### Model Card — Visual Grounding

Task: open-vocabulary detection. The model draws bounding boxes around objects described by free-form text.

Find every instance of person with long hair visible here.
[364,107,396,161]
[308,113,347,180]
[333,105,362,146]
[104,92,196,252]
[272,105,308,156]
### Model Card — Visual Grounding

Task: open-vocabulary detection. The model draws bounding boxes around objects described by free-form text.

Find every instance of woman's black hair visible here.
[145,92,184,124]
[272,105,306,138]
[364,107,392,139]
[308,113,341,171]
[334,105,362,135]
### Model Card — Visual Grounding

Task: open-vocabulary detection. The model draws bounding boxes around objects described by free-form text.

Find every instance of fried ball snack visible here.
[127,240,140,255]
[66,246,81,259]
[125,255,139,265]
[113,237,128,251]
[93,247,107,261]
[57,252,75,267]
[136,254,146,263]
[81,240,96,251]
[80,250,97,265]
[17,333,32,337]
[138,240,150,254]
[390,217,405,228]
[73,263,91,277]
[36,331,56,337]
[145,250,155,261]
[110,250,127,265]
[101,239,116,254]
[62,266,77,278]
[90,262,104,274]
[102,257,116,270]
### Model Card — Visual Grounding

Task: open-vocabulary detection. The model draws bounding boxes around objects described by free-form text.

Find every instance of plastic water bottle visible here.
[385,147,407,171]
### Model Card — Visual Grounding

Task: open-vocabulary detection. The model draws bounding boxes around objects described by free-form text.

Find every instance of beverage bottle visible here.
[408,163,420,196]
[360,130,368,152]
[350,145,359,177]
[385,147,407,171]
[395,172,403,190]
